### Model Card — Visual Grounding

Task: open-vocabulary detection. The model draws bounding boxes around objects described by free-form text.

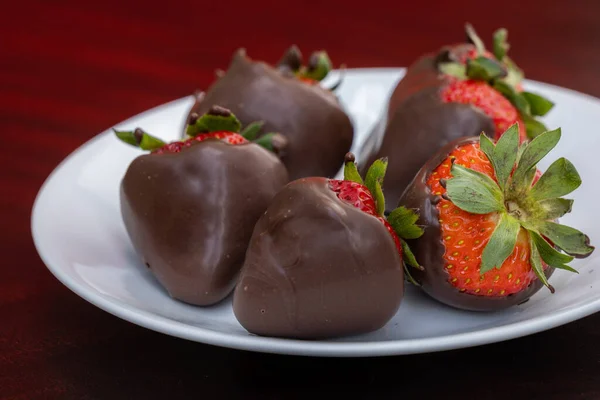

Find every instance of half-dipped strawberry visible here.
[184,46,353,181]
[361,23,554,210]
[233,155,423,339]
[115,107,289,306]
[399,125,594,311]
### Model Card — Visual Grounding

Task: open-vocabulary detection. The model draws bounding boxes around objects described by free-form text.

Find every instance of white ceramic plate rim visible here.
[32,68,600,357]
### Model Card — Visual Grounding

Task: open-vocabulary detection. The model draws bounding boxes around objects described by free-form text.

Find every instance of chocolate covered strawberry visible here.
[361,23,554,210]
[184,46,353,181]
[400,125,593,311]
[233,154,423,339]
[115,106,288,306]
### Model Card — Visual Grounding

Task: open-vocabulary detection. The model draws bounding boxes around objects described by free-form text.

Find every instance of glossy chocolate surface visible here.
[233,177,403,339]
[186,49,354,181]
[360,44,495,211]
[399,136,554,312]
[120,140,288,306]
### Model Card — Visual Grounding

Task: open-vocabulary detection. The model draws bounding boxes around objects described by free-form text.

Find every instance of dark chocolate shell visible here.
[233,177,403,339]
[120,140,288,306]
[185,49,354,181]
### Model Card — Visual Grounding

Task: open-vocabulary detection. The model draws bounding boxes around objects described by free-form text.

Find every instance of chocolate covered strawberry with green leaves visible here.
[439,24,554,140]
[400,124,594,311]
[361,23,554,211]
[116,106,288,306]
[185,46,353,181]
[233,154,423,339]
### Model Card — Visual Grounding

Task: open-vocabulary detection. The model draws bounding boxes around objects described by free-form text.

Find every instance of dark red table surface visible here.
[2,1,600,399]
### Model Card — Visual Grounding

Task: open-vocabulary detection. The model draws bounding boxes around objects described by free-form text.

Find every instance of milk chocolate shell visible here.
[360,44,495,211]
[120,140,288,306]
[399,136,553,311]
[232,177,403,339]
[185,49,354,180]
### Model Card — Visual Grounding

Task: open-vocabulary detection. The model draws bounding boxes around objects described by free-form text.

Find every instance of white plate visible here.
[32,68,600,357]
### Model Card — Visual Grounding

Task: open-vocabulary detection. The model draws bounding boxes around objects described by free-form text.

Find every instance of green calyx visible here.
[343,154,425,284]
[186,106,242,137]
[300,51,332,81]
[117,106,286,155]
[277,46,333,82]
[114,128,166,151]
[439,23,555,140]
[445,125,594,291]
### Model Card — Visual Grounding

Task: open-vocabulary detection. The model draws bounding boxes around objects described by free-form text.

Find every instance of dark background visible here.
[2,1,600,399]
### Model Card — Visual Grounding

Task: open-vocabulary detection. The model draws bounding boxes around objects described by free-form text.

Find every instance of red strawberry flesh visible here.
[329,179,402,255]
[153,132,248,154]
[426,142,540,296]
[441,79,527,142]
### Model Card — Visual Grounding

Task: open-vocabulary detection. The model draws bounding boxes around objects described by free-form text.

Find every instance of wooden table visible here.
[2,1,600,398]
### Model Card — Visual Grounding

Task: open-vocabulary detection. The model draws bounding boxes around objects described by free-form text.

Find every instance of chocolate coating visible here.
[233,177,403,339]
[399,136,554,312]
[186,49,354,180]
[120,140,288,306]
[360,44,495,211]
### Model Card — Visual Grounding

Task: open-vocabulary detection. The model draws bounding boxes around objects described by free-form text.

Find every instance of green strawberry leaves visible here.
[466,57,507,81]
[186,106,242,137]
[444,127,593,288]
[446,164,504,214]
[253,132,287,154]
[492,80,531,115]
[299,51,332,81]
[388,206,424,240]
[528,230,577,272]
[529,234,555,293]
[529,158,581,201]
[117,107,284,155]
[438,62,467,80]
[343,155,424,282]
[512,128,561,192]
[522,92,555,117]
[492,28,509,61]
[441,24,556,140]
[114,128,166,151]
[240,121,265,140]
[522,115,549,140]
[479,124,519,191]
[343,155,365,185]
[480,213,521,274]
[538,198,574,220]
[536,221,595,257]
[278,46,335,83]
[364,158,388,216]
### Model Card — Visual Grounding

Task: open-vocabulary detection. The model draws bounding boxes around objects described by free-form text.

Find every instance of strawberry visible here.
[400,124,594,311]
[441,79,527,142]
[438,24,554,142]
[117,106,286,156]
[115,106,289,306]
[232,154,423,339]
[185,47,353,181]
[361,23,555,212]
